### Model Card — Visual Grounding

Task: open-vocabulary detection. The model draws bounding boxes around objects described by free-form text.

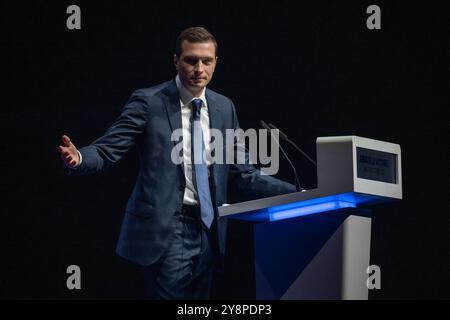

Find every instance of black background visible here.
[1,1,448,299]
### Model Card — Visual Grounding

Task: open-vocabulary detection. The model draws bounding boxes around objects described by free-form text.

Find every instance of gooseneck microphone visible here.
[267,123,317,168]
[260,120,303,192]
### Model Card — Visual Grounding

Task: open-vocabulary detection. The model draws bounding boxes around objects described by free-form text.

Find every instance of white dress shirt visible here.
[176,75,213,206]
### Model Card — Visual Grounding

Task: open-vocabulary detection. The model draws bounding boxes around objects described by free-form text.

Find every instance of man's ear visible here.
[173,54,179,70]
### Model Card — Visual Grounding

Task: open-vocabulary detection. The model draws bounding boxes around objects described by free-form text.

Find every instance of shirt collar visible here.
[176,74,207,108]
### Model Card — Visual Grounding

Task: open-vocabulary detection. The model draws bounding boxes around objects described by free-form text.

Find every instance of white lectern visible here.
[217,136,402,300]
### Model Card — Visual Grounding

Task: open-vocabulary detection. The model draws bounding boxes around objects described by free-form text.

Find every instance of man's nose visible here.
[194,61,204,73]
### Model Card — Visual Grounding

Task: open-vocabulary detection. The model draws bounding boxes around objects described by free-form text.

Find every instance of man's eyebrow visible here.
[183,56,215,60]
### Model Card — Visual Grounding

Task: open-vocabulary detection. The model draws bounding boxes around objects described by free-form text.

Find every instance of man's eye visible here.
[185,58,197,65]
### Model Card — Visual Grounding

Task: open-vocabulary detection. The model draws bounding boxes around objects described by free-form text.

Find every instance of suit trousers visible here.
[142,205,215,299]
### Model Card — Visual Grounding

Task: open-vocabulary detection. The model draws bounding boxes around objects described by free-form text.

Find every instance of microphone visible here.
[260,120,303,192]
[267,123,317,168]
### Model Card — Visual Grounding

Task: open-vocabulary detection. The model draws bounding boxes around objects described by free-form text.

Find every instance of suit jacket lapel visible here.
[162,80,183,136]
[206,90,224,204]
[206,90,222,133]
[161,80,185,175]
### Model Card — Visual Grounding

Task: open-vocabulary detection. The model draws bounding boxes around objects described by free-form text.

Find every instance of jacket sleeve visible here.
[227,99,297,200]
[68,90,149,176]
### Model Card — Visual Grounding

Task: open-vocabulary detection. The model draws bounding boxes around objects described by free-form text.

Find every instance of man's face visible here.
[174,40,217,95]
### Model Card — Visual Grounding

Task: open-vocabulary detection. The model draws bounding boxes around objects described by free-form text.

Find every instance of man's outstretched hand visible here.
[58,135,80,168]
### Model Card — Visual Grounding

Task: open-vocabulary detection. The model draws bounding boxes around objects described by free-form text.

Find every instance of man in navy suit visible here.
[58,27,296,299]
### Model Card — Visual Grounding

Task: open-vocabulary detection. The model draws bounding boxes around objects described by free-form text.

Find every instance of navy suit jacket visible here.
[70,79,296,266]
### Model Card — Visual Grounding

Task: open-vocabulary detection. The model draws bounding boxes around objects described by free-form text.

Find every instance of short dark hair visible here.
[175,27,218,57]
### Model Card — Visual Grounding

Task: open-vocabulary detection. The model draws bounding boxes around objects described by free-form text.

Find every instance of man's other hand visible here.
[58,135,80,168]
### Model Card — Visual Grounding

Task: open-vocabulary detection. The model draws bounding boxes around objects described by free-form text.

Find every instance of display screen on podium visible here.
[356,147,397,184]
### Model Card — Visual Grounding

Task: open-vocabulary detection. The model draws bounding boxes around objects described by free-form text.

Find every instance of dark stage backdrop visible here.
[1,1,448,299]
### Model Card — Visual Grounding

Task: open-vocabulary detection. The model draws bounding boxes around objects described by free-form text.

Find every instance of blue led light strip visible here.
[269,201,356,221]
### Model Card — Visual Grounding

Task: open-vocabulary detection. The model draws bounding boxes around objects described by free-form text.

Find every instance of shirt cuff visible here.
[75,150,82,167]
[65,150,82,169]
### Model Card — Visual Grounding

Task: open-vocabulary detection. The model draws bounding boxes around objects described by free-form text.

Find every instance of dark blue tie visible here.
[191,98,214,228]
